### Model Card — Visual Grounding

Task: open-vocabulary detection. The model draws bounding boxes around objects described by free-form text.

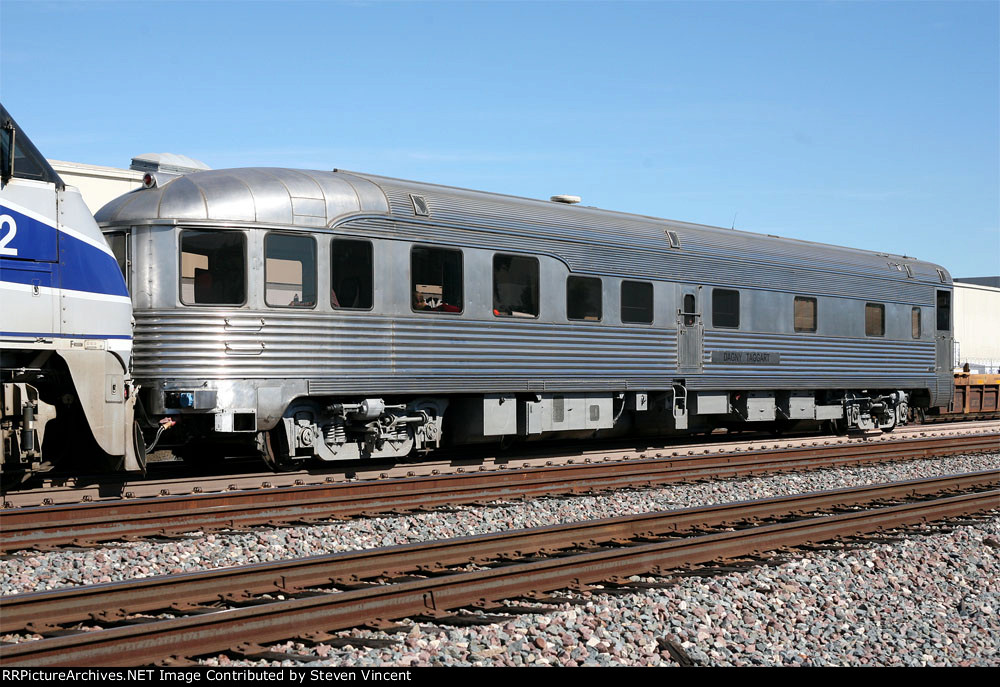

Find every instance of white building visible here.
[49,153,209,215]
[953,280,1000,374]
[48,159,144,214]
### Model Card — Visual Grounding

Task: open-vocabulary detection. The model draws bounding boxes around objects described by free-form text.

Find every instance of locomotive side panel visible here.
[1,104,142,473]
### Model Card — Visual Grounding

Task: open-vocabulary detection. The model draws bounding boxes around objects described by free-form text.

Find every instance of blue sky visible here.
[2,1,997,276]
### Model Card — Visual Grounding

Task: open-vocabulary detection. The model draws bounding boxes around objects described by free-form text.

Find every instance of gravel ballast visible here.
[3,452,996,595]
[220,516,996,667]
[1,451,997,666]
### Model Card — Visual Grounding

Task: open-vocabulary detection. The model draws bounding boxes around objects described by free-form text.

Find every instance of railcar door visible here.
[676,285,703,373]
[934,289,955,407]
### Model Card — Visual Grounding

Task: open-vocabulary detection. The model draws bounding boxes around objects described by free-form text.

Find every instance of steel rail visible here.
[1,432,996,552]
[6,421,996,509]
[7,469,1000,634]
[1,488,996,667]
[3,470,995,634]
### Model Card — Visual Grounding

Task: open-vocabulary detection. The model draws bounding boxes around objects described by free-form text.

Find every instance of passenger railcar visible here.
[96,167,955,468]
[0,104,143,473]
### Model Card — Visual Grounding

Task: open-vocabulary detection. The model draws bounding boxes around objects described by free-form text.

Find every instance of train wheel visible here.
[826,419,847,436]
[261,424,295,472]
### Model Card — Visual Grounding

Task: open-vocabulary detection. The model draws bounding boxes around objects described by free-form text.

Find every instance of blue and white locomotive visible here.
[0,104,143,473]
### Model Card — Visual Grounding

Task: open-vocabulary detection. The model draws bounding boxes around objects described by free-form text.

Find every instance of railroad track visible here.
[1,429,996,552]
[1,472,996,666]
[0,433,1000,551]
[6,420,998,509]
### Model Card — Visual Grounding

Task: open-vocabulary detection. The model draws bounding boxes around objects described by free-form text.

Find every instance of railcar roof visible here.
[95,166,950,284]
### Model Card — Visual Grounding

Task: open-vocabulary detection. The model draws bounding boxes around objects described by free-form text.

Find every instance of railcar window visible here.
[682,294,697,327]
[621,281,653,324]
[107,232,128,284]
[712,289,740,329]
[567,276,602,321]
[865,303,885,337]
[180,230,246,306]
[912,308,921,339]
[793,296,817,333]
[936,290,951,331]
[331,239,373,310]
[493,254,539,318]
[265,233,316,308]
[412,246,463,313]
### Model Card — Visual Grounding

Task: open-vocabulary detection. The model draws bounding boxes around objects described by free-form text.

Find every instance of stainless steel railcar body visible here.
[97,167,954,465]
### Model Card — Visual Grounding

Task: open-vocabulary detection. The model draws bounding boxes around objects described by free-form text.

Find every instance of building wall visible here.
[954,281,1000,373]
[49,159,143,215]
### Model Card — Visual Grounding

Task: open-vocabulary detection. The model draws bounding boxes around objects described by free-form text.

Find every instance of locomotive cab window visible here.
[912,307,921,339]
[180,230,246,306]
[712,289,740,328]
[621,280,653,324]
[865,303,885,337]
[0,112,62,186]
[493,254,539,318]
[265,233,316,308]
[936,290,951,331]
[794,296,817,333]
[567,276,602,321]
[331,239,373,310]
[412,246,463,313]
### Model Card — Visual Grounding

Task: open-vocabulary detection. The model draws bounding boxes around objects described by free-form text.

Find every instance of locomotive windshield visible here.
[0,104,64,188]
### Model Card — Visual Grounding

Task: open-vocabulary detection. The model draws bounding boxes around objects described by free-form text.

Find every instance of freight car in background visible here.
[0,104,143,474]
[95,166,956,468]
[922,372,1000,422]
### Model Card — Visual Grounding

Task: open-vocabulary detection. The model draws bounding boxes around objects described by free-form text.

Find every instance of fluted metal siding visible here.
[133,310,937,396]
[132,310,678,394]
[359,177,945,289]
[371,179,941,279]
[693,330,936,391]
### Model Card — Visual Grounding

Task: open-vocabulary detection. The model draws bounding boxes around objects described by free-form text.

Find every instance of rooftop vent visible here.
[550,195,581,204]
[410,193,430,216]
